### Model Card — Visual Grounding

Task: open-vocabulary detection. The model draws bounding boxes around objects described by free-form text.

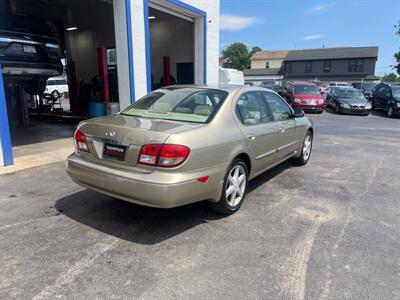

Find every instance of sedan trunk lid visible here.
[77,114,203,173]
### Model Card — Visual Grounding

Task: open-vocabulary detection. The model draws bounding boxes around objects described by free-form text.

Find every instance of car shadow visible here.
[55,189,226,245]
[55,162,293,245]
[248,161,292,193]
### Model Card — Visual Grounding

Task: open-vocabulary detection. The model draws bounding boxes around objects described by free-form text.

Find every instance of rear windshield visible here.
[294,85,319,94]
[0,14,52,36]
[121,88,228,123]
[339,89,365,99]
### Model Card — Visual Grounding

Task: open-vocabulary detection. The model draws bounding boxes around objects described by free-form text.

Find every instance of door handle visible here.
[247,134,256,140]
[279,128,286,133]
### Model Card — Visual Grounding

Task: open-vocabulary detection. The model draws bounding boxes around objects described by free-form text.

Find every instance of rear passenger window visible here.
[262,92,293,121]
[236,92,271,125]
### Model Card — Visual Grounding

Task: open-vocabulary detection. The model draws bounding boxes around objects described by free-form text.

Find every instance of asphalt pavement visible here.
[1,109,399,299]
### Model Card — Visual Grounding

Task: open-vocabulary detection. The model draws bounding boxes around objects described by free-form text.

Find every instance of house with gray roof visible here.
[245,46,379,84]
[283,46,379,82]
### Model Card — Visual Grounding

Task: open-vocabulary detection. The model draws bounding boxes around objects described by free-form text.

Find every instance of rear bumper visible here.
[0,61,62,77]
[66,154,226,208]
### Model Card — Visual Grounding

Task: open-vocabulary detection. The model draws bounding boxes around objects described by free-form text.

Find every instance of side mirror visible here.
[293,108,305,118]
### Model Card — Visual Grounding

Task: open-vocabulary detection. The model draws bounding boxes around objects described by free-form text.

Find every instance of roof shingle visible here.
[284,46,378,61]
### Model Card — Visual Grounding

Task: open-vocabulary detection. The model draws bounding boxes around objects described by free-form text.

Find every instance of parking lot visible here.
[1,110,399,299]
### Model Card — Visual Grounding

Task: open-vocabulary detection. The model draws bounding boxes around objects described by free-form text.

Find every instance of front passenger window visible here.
[262,92,293,121]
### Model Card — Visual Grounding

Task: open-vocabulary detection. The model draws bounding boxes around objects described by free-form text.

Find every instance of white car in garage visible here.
[44,77,69,99]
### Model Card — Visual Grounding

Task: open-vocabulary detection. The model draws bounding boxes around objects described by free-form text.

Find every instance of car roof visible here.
[335,87,358,90]
[162,84,283,94]
[288,81,316,86]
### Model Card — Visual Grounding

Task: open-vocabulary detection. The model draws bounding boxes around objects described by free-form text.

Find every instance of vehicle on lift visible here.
[67,85,313,214]
[0,13,62,95]
[370,83,400,118]
[326,87,371,115]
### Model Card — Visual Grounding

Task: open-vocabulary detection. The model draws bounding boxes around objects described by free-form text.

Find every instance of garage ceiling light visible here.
[65,27,78,31]
[148,16,156,20]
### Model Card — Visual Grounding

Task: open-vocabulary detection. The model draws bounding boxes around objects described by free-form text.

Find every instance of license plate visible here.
[23,45,36,54]
[103,143,127,161]
[304,100,316,105]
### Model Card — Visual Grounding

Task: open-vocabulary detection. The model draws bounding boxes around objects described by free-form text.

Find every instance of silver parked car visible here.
[67,85,313,214]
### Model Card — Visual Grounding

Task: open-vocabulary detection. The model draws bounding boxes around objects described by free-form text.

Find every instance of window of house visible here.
[348,59,364,72]
[323,60,331,72]
[286,62,292,74]
[305,61,312,73]
[265,61,270,69]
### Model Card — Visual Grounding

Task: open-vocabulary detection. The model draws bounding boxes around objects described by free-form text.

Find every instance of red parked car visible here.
[283,81,324,113]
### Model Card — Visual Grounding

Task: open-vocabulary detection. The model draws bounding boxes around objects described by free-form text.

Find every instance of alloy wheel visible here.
[225,165,247,207]
[303,134,312,161]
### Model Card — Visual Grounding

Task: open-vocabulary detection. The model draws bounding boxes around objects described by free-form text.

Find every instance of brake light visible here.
[138,144,190,168]
[138,144,162,166]
[74,130,90,152]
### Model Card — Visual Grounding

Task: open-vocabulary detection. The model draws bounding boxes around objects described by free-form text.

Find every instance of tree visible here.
[250,46,262,58]
[222,43,262,70]
[381,73,399,82]
[395,21,400,75]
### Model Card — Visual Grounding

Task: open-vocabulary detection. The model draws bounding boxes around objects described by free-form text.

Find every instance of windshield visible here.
[361,83,376,92]
[121,88,228,123]
[339,89,365,99]
[294,85,319,94]
[392,87,400,98]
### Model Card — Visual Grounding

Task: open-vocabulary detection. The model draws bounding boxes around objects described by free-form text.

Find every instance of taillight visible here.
[138,144,162,166]
[74,130,90,152]
[138,144,190,168]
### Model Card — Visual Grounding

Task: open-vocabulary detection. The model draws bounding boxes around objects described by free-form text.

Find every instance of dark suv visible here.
[0,13,63,94]
[370,83,400,118]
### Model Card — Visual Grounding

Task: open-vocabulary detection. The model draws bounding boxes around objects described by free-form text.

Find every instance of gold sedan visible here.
[66,85,313,214]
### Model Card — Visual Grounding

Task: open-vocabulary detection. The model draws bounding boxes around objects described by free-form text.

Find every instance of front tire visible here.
[209,159,248,215]
[387,106,394,118]
[292,131,313,166]
[335,104,340,114]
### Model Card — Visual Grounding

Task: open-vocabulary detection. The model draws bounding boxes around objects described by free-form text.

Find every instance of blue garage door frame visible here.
[143,0,207,93]
[0,65,13,166]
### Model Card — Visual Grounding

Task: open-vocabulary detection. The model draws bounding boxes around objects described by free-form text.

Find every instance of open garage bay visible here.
[1,111,399,299]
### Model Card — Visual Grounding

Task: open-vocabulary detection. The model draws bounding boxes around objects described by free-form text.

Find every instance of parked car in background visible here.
[351,82,377,99]
[244,81,254,86]
[323,86,335,101]
[260,82,285,97]
[44,77,68,99]
[67,85,313,215]
[370,83,400,118]
[261,79,275,86]
[326,87,371,115]
[283,81,324,113]
[329,82,351,87]
[0,13,63,95]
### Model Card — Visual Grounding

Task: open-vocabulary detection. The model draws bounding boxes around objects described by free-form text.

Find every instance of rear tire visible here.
[209,159,248,215]
[292,131,313,166]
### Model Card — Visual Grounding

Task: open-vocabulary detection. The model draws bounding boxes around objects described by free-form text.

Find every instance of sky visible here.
[219,0,400,75]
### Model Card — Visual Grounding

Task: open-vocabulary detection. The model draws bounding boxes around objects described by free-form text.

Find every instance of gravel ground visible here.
[1,110,399,300]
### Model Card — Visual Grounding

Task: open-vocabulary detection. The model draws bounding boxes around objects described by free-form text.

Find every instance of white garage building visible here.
[0,0,220,166]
